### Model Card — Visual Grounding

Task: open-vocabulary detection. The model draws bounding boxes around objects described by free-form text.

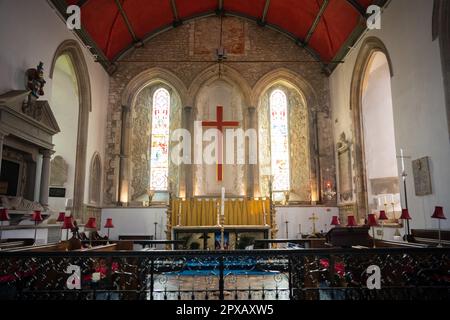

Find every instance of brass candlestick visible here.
[147,188,155,207]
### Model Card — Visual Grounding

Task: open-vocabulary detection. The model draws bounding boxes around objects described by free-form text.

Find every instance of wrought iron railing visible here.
[0,248,449,300]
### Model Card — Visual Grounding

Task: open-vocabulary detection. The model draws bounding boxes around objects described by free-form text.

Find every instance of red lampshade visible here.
[330,216,340,226]
[400,208,412,220]
[367,214,378,227]
[57,212,66,223]
[104,218,114,229]
[0,208,9,222]
[85,217,97,230]
[347,215,357,227]
[62,216,74,230]
[431,206,446,220]
[378,210,389,220]
[31,210,43,222]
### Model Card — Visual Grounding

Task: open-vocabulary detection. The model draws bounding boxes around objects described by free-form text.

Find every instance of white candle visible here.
[221,187,225,216]
[400,148,405,173]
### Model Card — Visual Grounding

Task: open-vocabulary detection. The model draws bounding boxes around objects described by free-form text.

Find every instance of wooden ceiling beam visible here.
[258,0,271,25]
[76,0,89,7]
[170,0,182,26]
[346,0,366,18]
[114,0,141,46]
[304,0,329,45]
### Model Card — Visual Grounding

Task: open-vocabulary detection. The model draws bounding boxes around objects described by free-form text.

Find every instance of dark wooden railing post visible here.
[219,256,224,300]
[288,256,293,300]
[150,258,154,301]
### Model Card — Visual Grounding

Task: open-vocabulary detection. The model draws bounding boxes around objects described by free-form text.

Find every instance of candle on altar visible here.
[221,187,225,216]
[262,199,267,225]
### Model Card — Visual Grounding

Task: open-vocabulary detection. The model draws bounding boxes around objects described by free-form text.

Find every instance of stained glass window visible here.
[270,89,290,191]
[150,88,171,190]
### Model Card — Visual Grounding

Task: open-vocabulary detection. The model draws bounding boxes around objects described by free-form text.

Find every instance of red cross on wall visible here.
[202,106,240,181]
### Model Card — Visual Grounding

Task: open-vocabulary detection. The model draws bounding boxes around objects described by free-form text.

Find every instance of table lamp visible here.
[431,206,446,248]
[62,216,74,241]
[104,218,114,244]
[85,217,97,248]
[57,212,66,242]
[347,215,357,227]
[0,208,10,244]
[330,216,340,227]
[378,210,388,239]
[31,210,44,245]
[400,208,412,241]
[367,213,378,248]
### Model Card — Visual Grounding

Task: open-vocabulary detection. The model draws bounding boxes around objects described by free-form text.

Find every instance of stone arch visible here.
[188,64,252,108]
[434,0,450,140]
[50,39,92,220]
[252,68,320,203]
[118,67,186,204]
[89,152,102,205]
[350,36,394,219]
[251,68,320,109]
[121,67,188,108]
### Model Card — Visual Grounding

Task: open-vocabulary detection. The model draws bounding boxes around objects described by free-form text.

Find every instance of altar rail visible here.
[0,248,449,300]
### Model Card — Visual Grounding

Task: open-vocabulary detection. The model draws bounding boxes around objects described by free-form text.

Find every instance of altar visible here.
[167,197,274,250]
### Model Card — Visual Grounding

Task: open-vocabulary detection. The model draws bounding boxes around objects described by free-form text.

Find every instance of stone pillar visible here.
[118,105,131,205]
[39,149,54,207]
[246,107,256,198]
[0,132,6,176]
[183,106,194,198]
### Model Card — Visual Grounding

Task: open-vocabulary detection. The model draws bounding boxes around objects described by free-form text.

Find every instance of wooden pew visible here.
[5,242,69,252]
[374,239,429,248]
[411,229,450,247]
[77,241,134,252]
[6,241,135,253]
[0,239,35,250]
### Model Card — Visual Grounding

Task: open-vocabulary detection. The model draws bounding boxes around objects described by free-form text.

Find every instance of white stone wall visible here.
[101,207,167,241]
[330,0,450,229]
[0,0,109,206]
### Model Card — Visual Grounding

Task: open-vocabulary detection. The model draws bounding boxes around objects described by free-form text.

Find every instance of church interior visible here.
[0,0,449,301]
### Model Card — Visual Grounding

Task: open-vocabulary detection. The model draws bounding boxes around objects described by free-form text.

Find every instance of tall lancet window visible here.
[270,89,290,191]
[150,88,171,191]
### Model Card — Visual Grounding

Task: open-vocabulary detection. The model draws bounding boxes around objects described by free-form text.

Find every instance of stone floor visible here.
[152,273,290,300]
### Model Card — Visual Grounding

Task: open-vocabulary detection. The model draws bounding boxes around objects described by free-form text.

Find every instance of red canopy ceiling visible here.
[61,0,378,65]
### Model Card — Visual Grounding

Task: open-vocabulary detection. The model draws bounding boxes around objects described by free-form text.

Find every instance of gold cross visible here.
[309,213,319,234]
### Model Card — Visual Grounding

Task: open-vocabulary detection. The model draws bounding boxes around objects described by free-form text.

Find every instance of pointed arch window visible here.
[270,89,290,191]
[150,88,171,191]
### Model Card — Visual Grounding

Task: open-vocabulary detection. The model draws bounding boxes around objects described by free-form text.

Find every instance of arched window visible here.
[270,89,290,191]
[150,88,171,191]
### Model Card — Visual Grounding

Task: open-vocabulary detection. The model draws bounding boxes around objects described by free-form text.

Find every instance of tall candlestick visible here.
[400,148,405,173]
[221,187,225,217]
[262,199,267,226]
[177,199,182,226]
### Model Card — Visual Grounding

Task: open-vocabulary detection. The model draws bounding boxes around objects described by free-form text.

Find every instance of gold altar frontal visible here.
[167,198,276,250]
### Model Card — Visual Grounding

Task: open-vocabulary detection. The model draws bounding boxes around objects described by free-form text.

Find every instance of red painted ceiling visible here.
[64,0,375,63]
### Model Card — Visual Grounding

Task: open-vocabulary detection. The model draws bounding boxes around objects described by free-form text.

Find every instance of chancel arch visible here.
[349,37,395,221]
[119,68,185,205]
[49,40,91,220]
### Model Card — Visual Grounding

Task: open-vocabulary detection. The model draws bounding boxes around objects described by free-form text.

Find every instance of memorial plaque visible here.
[49,187,66,198]
[412,156,432,196]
